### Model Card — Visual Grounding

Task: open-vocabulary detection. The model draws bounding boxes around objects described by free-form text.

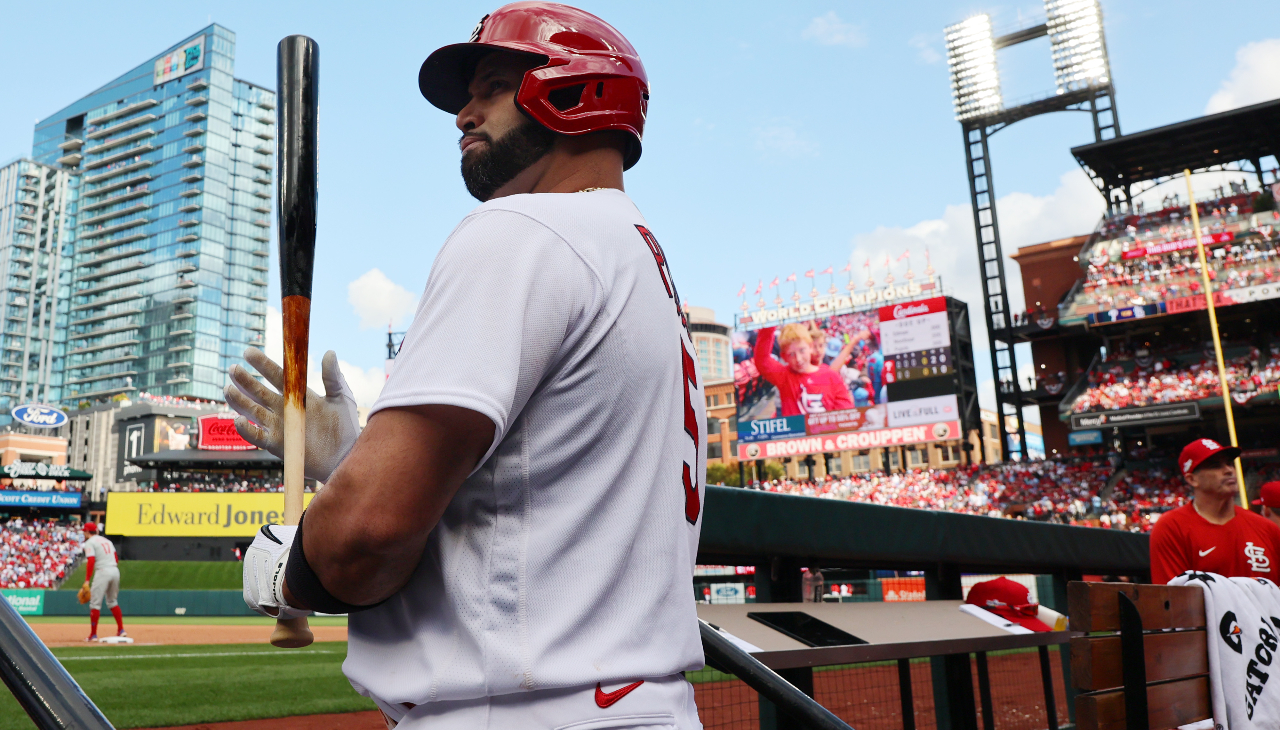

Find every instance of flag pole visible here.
[1185,169,1248,507]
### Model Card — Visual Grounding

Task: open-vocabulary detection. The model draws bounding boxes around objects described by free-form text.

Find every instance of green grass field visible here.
[24,615,349,626]
[60,561,241,590]
[0,642,373,730]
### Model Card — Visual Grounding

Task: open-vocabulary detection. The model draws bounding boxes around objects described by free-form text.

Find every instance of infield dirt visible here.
[32,621,348,647]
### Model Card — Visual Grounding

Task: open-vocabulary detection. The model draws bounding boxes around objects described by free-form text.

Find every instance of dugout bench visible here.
[1068,582,1211,730]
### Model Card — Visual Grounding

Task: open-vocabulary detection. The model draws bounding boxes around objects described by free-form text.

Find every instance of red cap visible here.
[83,522,97,533]
[965,577,1052,632]
[1178,438,1241,476]
[1253,481,1280,508]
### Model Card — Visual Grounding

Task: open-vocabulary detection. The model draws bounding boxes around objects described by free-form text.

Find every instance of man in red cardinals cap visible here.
[1252,482,1280,530]
[1150,438,1280,584]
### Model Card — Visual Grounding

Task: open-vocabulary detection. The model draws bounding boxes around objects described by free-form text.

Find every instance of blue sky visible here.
[2,0,1278,408]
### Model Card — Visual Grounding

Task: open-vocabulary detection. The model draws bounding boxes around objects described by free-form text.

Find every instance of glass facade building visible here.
[33,25,272,403]
[0,159,75,419]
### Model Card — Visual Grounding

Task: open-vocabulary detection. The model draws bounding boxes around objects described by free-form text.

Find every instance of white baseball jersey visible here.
[83,535,117,570]
[347,189,706,706]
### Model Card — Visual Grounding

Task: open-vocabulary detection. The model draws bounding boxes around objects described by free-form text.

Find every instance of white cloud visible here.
[753,119,818,157]
[347,268,418,331]
[849,169,1104,410]
[802,11,866,48]
[262,305,386,408]
[909,33,942,64]
[1205,39,1280,114]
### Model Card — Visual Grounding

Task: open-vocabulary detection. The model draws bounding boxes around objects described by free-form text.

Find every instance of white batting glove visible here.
[243,524,310,619]
[225,347,360,483]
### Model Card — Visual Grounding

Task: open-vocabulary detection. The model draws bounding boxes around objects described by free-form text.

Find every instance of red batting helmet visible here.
[83,522,98,534]
[418,2,649,169]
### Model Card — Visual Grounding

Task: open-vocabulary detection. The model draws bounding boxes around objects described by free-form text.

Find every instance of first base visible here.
[99,636,134,644]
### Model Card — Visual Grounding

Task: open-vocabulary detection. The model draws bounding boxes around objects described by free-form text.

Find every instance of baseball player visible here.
[81,522,124,641]
[229,3,706,729]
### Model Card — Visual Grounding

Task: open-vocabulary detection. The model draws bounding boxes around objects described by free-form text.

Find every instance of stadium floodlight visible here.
[1045,0,1111,94]
[945,15,1002,122]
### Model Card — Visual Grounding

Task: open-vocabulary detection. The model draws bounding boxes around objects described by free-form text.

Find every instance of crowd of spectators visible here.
[0,518,83,589]
[142,472,296,493]
[1070,342,1280,413]
[746,456,1194,532]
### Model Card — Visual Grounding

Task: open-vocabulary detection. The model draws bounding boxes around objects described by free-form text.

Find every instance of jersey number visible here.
[637,225,700,525]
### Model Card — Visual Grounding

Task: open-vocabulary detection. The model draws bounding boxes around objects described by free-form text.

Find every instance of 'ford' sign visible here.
[12,404,69,429]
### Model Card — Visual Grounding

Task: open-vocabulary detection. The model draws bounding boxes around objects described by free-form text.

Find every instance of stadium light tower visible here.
[945,0,1119,462]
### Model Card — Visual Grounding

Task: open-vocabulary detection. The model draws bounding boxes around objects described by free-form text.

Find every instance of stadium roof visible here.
[126,449,280,469]
[1071,98,1280,186]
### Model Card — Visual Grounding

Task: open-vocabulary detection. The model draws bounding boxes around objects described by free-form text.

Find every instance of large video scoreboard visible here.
[733,296,976,461]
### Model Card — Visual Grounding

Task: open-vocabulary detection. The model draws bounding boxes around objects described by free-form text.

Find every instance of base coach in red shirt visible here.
[1150,438,1280,584]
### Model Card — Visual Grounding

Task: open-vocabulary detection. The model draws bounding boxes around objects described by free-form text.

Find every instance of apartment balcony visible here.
[78,232,148,255]
[83,143,156,171]
[169,328,193,336]
[257,98,275,110]
[255,130,273,140]
[79,217,148,240]
[252,189,270,199]
[254,145,274,155]
[70,289,143,312]
[251,249,268,258]
[177,249,198,258]
[184,111,207,123]
[181,172,203,183]
[75,276,146,299]
[252,219,269,228]
[249,278,267,287]
[86,128,156,155]
[182,156,204,168]
[179,203,199,213]
[68,370,139,387]
[252,204,270,214]
[72,353,136,370]
[253,160,272,171]
[177,264,197,274]
[71,323,140,342]
[166,377,191,385]
[170,311,194,320]
[250,293,268,301]
[251,263,269,272]
[252,175,271,185]
[180,188,201,198]
[80,202,150,227]
[176,234,199,243]
[173,295,195,304]
[248,322,266,331]
[183,127,205,138]
[75,261,146,284]
[176,279,197,289]
[86,113,159,141]
[167,344,192,353]
[58,138,84,151]
[85,247,145,267]
[15,210,35,221]
[255,115,275,125]
[56,153,82,167]
[84,173,152,199]
[82,159,153,185]
[70,339,140,356]
[166,361,192,369]
[88,99,158,127]
[70,384,137,399]
[186,78,209,91]
[178,218,199,228]
[74,308,143,326]
[185,95,209,107]
[182,143,205,155]
[81,186,149,212]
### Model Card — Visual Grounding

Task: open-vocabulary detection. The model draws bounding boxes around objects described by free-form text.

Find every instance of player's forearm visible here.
[286,405,494,608]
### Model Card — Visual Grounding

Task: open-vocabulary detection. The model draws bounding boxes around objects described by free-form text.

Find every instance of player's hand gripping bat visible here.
[270,34,319,649]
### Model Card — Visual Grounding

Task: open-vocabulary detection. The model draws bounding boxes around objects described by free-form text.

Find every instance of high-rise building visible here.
[683,305,733,382]
[0,159,75,418]
[32,25,273,403]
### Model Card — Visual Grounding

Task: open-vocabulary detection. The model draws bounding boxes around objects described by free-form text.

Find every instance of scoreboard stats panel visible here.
[878,298,952,384]
[885,347,951,383]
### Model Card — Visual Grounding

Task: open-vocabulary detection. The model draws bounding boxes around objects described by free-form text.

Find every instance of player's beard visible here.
[460,119,557,201]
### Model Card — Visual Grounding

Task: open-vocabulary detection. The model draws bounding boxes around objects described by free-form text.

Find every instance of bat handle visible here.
[271,615,314,648]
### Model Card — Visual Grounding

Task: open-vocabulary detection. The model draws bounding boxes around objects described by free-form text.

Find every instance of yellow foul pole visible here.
[1184,170,1248,507]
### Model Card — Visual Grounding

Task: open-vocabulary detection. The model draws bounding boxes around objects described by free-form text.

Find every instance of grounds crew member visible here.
[81,522,124,641]
[1252,481,1280,530]
[1150,439,1280,584]
[229,3,706,728]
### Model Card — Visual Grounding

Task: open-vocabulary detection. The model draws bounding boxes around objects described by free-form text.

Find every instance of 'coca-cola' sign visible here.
[198,414,255,451]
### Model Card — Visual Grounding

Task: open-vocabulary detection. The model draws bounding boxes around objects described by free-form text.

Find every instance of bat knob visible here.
[270,615,314,648]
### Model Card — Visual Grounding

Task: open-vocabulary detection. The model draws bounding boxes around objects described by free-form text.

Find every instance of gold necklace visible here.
[577,187,608,193]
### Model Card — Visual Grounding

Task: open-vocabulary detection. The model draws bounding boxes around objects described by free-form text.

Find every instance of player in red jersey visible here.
[753,324,854,417]
[1150,438,1280,584]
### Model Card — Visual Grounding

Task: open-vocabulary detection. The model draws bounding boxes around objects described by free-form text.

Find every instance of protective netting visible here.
[691,646,1068,730]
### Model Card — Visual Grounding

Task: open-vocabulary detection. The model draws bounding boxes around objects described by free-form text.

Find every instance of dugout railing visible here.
[693,486,1150,730]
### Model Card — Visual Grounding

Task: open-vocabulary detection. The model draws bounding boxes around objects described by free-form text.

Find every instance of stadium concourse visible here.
[741,457,1191,532]
[0,518,83,589]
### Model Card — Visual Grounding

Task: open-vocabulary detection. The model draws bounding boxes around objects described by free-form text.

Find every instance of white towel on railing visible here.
[1170,572,1280,730]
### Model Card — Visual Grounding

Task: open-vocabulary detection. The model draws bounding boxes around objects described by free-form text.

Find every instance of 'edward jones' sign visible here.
[197,414,255,451]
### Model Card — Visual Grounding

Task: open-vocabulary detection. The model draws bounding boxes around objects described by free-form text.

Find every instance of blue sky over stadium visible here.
[2,0,1277,408]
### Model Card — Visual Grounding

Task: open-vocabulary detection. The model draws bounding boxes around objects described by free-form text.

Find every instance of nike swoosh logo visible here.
[259,525,282,544]
[1200,547,1217,557]
[595,680,644,708]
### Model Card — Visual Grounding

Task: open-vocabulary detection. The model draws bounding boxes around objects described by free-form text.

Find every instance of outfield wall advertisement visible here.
[734,295,962,460]
[106,492,316,537]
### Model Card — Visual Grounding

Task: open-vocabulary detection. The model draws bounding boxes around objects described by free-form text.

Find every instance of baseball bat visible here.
[699,620,853,730]
[0,589,114,729]
[271,34,319,649]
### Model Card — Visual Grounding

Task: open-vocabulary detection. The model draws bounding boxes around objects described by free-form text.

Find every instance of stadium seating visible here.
[0,518,84,589]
